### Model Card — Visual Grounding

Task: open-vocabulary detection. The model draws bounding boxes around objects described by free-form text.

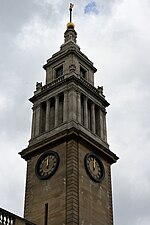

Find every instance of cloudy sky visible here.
[0,0,150,224]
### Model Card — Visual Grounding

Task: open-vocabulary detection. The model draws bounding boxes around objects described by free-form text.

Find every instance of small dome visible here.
[67,22,75,29]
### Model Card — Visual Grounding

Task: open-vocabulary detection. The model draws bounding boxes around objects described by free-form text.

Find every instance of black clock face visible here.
[35,150,59,180]
[84,153,105,183]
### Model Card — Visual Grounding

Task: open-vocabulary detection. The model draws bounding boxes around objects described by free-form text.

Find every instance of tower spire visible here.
[64,3,77,43]
[69,3,74,22]
[67,3,75,29]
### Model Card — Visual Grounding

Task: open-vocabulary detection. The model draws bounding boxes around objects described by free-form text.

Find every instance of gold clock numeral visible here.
[46,157,49,168]
[41,171,44,175]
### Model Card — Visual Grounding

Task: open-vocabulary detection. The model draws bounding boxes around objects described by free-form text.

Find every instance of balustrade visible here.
[0,209,15,225]
[0,208,35,225]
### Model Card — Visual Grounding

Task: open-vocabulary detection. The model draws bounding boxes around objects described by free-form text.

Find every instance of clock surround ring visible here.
[84,153,105,183]
[35,150,59,180]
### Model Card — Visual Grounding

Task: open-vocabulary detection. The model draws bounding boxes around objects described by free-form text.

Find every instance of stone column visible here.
[45,100,50,131]
[100,109,103,140]
[34,105,41,136]
[103,111,107,142]
[63,91,68,123]
[77,91,81,124]
[84,96,88,128]
[91,102,95,133]
[55,95,59,127]
[31,106,36,138]
[68,89,77,121]
[73,90,77,121]
[95,107,100,136]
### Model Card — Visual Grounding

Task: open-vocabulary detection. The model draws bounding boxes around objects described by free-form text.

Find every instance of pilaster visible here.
[66,140,79,225]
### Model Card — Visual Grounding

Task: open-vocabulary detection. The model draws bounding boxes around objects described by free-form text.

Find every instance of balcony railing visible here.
[0,208,35,225]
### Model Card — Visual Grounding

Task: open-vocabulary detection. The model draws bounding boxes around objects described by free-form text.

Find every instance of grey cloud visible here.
[0,0,39,34]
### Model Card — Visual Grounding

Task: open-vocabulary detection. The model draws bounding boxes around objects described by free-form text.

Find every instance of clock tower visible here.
[20,4,118,225]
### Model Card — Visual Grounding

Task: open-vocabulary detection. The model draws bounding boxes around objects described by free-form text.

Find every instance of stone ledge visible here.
[19,121,118,164]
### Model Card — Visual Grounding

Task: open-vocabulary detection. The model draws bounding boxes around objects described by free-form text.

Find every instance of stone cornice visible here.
[19,122,118,164]
[43,43,97,73]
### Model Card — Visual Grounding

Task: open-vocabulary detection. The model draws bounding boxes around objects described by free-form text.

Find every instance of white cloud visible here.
[14,16,50,51]
[0,95,9,111]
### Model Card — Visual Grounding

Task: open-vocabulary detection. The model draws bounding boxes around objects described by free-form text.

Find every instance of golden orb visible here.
[67,22,75,29]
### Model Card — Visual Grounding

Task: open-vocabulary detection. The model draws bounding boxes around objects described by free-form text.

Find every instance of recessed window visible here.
[80,66,86,79]
[56,65,63,78]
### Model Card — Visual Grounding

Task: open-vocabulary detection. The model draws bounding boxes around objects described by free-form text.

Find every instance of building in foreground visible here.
[0,5,118,225]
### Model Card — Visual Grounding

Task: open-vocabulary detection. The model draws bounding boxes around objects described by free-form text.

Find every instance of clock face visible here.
[35,150,59,180]
[84,153,105,183]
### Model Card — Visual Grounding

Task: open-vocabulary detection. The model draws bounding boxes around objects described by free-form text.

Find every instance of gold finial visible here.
[70,3,74,11]
[67,3,75,29]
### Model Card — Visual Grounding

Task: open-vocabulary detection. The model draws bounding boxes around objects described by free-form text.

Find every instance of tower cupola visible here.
[64,3,77,43]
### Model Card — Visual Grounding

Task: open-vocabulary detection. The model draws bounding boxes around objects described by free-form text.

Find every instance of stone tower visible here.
[20,5,118,225]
